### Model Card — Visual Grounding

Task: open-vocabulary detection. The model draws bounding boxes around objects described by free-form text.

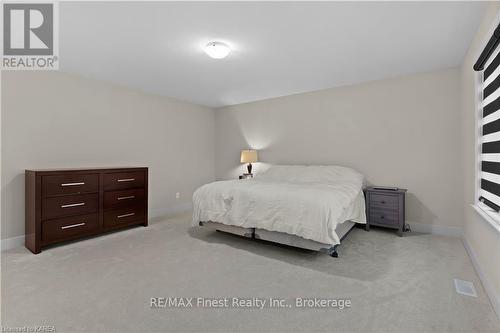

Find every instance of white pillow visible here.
[255,165,363,185]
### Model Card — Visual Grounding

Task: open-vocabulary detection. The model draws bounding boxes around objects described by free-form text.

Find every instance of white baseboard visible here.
[0,235,24,252]
[463,237,500,320]
[408,221,463,238]
[0,203,193,252]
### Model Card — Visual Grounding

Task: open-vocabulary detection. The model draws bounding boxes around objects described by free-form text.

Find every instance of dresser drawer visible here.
[103,205,145,228]
[369,193,399,210]
[42,213,99,244]
[104,188,145,209]
[369,209,399,227]
[42,193,99,220]
[103,171,145,190]
[42,174,99,197]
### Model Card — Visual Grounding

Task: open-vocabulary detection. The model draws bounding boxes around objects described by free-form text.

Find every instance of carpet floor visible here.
[1,212,499,333]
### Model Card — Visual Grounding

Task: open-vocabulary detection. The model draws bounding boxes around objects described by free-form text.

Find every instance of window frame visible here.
[474,12,500,232]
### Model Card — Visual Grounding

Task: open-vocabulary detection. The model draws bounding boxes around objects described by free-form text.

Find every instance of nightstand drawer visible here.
[369,209,399,227]
[369,193,399,210]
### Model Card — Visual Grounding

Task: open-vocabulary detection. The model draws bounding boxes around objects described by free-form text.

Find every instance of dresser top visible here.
[26,166,147,172]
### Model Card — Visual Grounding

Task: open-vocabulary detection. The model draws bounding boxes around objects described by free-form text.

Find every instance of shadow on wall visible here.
[1,173,25,239]
[404,192,437,227]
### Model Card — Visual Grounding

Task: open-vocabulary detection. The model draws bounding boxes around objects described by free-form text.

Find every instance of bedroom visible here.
[0,1,499,332]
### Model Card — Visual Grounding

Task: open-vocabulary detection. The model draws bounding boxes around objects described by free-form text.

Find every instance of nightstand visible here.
[365,187,407,236]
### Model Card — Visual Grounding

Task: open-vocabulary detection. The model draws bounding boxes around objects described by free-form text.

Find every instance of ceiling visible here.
[60,2,486,108]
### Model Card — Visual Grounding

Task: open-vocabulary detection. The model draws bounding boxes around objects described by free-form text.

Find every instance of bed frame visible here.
[198,220,356,258]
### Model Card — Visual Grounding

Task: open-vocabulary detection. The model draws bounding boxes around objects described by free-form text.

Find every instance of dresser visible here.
[365,187,407,236]
[25,167,148,253]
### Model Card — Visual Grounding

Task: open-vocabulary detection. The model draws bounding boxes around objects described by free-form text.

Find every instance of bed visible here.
[192,165,366,257]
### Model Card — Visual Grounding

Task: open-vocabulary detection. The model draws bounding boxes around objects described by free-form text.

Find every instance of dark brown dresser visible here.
[25,167,148,253]
[365,187,407,236]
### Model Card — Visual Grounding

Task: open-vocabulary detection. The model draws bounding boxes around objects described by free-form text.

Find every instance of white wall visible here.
[1,71,215,240]
[460,2,500,315]
[215,68,462,230]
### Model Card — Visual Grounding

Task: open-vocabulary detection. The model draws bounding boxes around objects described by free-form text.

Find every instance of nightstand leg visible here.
[397,228,403,237]
[365,223,370,231]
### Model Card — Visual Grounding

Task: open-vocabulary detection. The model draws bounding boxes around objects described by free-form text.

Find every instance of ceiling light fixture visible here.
[205,41,231,59]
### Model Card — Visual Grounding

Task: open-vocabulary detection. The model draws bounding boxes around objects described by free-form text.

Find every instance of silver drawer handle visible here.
[117,195,135,200]
[117,212,135,219]
[61,182,85,187]
[61,202,85,208]
[117,178,135,182]
[117,213,135,219]
[61,222,85,229]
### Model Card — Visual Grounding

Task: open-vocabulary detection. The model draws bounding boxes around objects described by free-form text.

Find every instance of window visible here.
[478,50,500,212]
[474,22,500,228]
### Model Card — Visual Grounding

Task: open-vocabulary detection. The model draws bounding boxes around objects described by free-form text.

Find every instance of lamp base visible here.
[247,163,253,174]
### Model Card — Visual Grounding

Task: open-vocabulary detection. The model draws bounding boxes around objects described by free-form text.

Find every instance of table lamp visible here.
[240,149,258,175]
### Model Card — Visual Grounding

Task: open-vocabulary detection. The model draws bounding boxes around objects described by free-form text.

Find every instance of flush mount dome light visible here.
[205,41,231,59]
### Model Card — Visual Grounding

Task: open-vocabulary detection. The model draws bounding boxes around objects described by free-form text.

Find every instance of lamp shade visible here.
[240,149,258,163]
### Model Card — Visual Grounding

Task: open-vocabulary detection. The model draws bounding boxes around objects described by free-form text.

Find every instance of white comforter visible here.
[192,165,366,246]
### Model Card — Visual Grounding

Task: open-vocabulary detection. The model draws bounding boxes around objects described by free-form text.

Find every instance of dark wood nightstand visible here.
[365,187,407,236]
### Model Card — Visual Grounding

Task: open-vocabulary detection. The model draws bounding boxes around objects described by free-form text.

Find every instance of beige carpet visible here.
[1,212,499,333]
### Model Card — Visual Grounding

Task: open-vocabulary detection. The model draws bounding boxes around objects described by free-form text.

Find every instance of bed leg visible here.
[328,245,339,258]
